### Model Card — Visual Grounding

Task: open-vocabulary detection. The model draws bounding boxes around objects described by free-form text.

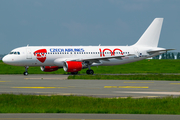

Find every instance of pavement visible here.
[1,74,180,120]
[1,74,180,98]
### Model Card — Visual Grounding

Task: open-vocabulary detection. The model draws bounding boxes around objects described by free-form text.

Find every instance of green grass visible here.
[0,60,67,74]
[0,94,180,114]
[80,59,180,74]
[68,74,180,81]
[1,59,180,74]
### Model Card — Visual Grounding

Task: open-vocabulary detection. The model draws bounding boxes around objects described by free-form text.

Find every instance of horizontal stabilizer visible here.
[147,49,175,54]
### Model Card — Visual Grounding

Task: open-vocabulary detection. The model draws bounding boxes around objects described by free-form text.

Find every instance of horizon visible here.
[0,0,179,54]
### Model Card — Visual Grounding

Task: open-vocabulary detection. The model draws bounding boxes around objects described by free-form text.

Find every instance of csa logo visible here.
[34,49,47,63]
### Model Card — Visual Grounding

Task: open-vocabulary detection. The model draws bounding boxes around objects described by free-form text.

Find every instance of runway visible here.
[1,74,180,120]
[1,113,180,120]
[0,74,180,98]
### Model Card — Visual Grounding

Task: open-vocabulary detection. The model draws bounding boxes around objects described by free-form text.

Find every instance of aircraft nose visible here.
[2,55,8,64]
[2,55,13,65]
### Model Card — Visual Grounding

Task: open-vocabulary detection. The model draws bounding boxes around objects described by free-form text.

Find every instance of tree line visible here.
[153,52,180,59]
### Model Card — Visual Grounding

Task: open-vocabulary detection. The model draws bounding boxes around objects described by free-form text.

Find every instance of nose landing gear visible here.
[23,66,29,76]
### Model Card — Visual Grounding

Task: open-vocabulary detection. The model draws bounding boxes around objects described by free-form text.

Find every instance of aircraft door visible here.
[133,47,140,58]
[26,48,32,59]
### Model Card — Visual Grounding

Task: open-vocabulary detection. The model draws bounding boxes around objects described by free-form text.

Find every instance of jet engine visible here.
[40,66,59,72]
[63,61,83,72]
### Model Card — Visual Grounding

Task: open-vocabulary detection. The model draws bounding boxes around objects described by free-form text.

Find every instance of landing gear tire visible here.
[23,72,28,76]
[86,69,94,75]
[71,72,78,75]
[24,66,29,76]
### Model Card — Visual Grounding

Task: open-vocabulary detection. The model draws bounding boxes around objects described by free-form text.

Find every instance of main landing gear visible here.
[23,66,29,76]
[86,69,94,75]
[86,65,94,75]
[70,65,94,75]
[71,70,94,75]
[71,72,78,75]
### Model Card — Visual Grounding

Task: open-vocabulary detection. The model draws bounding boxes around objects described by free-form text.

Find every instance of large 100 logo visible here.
[99,48,123,57]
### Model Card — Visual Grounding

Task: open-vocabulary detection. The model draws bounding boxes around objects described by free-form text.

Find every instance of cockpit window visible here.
[9,51,20,55]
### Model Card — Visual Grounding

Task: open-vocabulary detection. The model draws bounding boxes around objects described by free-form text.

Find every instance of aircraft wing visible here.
[71,54,135,63]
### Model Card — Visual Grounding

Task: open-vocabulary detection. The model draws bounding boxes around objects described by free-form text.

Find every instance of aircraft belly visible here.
[97,57,145,66]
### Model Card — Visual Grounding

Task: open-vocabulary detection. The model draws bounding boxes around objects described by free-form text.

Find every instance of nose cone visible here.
[2,55,9,64]
[2,55,15,65]
[2,55,24,66]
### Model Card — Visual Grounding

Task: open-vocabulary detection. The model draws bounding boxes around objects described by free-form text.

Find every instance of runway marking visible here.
[124,82,154,83]
[12,87,67,89]
[0,81,9,82]
[116,96,160,99]
[114,91,180,95]
[0,118,134,120]
[170,83,180,85]
[24,78,66,80]
[104,86,149,88]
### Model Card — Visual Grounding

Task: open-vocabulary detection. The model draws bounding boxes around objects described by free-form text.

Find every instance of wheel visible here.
[86,70,94,75]
[71,72,78,75]
[89,70,94,75]
[23,72,28,76]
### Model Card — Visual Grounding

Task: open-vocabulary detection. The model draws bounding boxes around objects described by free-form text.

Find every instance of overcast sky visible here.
[0,0,179,54]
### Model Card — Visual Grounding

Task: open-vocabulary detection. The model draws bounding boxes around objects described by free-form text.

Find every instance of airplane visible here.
[2,18,173,75]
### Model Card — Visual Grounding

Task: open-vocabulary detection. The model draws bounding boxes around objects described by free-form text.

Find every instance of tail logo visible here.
[34,49,47,63]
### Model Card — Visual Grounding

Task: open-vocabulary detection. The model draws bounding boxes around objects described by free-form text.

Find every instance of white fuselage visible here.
[2,45,164,67]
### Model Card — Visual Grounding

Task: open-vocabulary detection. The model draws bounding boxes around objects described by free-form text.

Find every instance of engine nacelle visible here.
[63,61,82,72]
[40,66,59,72]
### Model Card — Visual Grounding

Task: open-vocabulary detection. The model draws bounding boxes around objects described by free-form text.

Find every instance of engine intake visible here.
[40,66,59,72]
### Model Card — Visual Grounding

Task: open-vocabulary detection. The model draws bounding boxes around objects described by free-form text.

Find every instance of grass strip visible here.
[0,94,180,114]
[68,74,180,81]
[1,59,180,74]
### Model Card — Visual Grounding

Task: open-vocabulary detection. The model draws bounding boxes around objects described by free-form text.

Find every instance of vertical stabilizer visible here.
[133,18,163,47]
